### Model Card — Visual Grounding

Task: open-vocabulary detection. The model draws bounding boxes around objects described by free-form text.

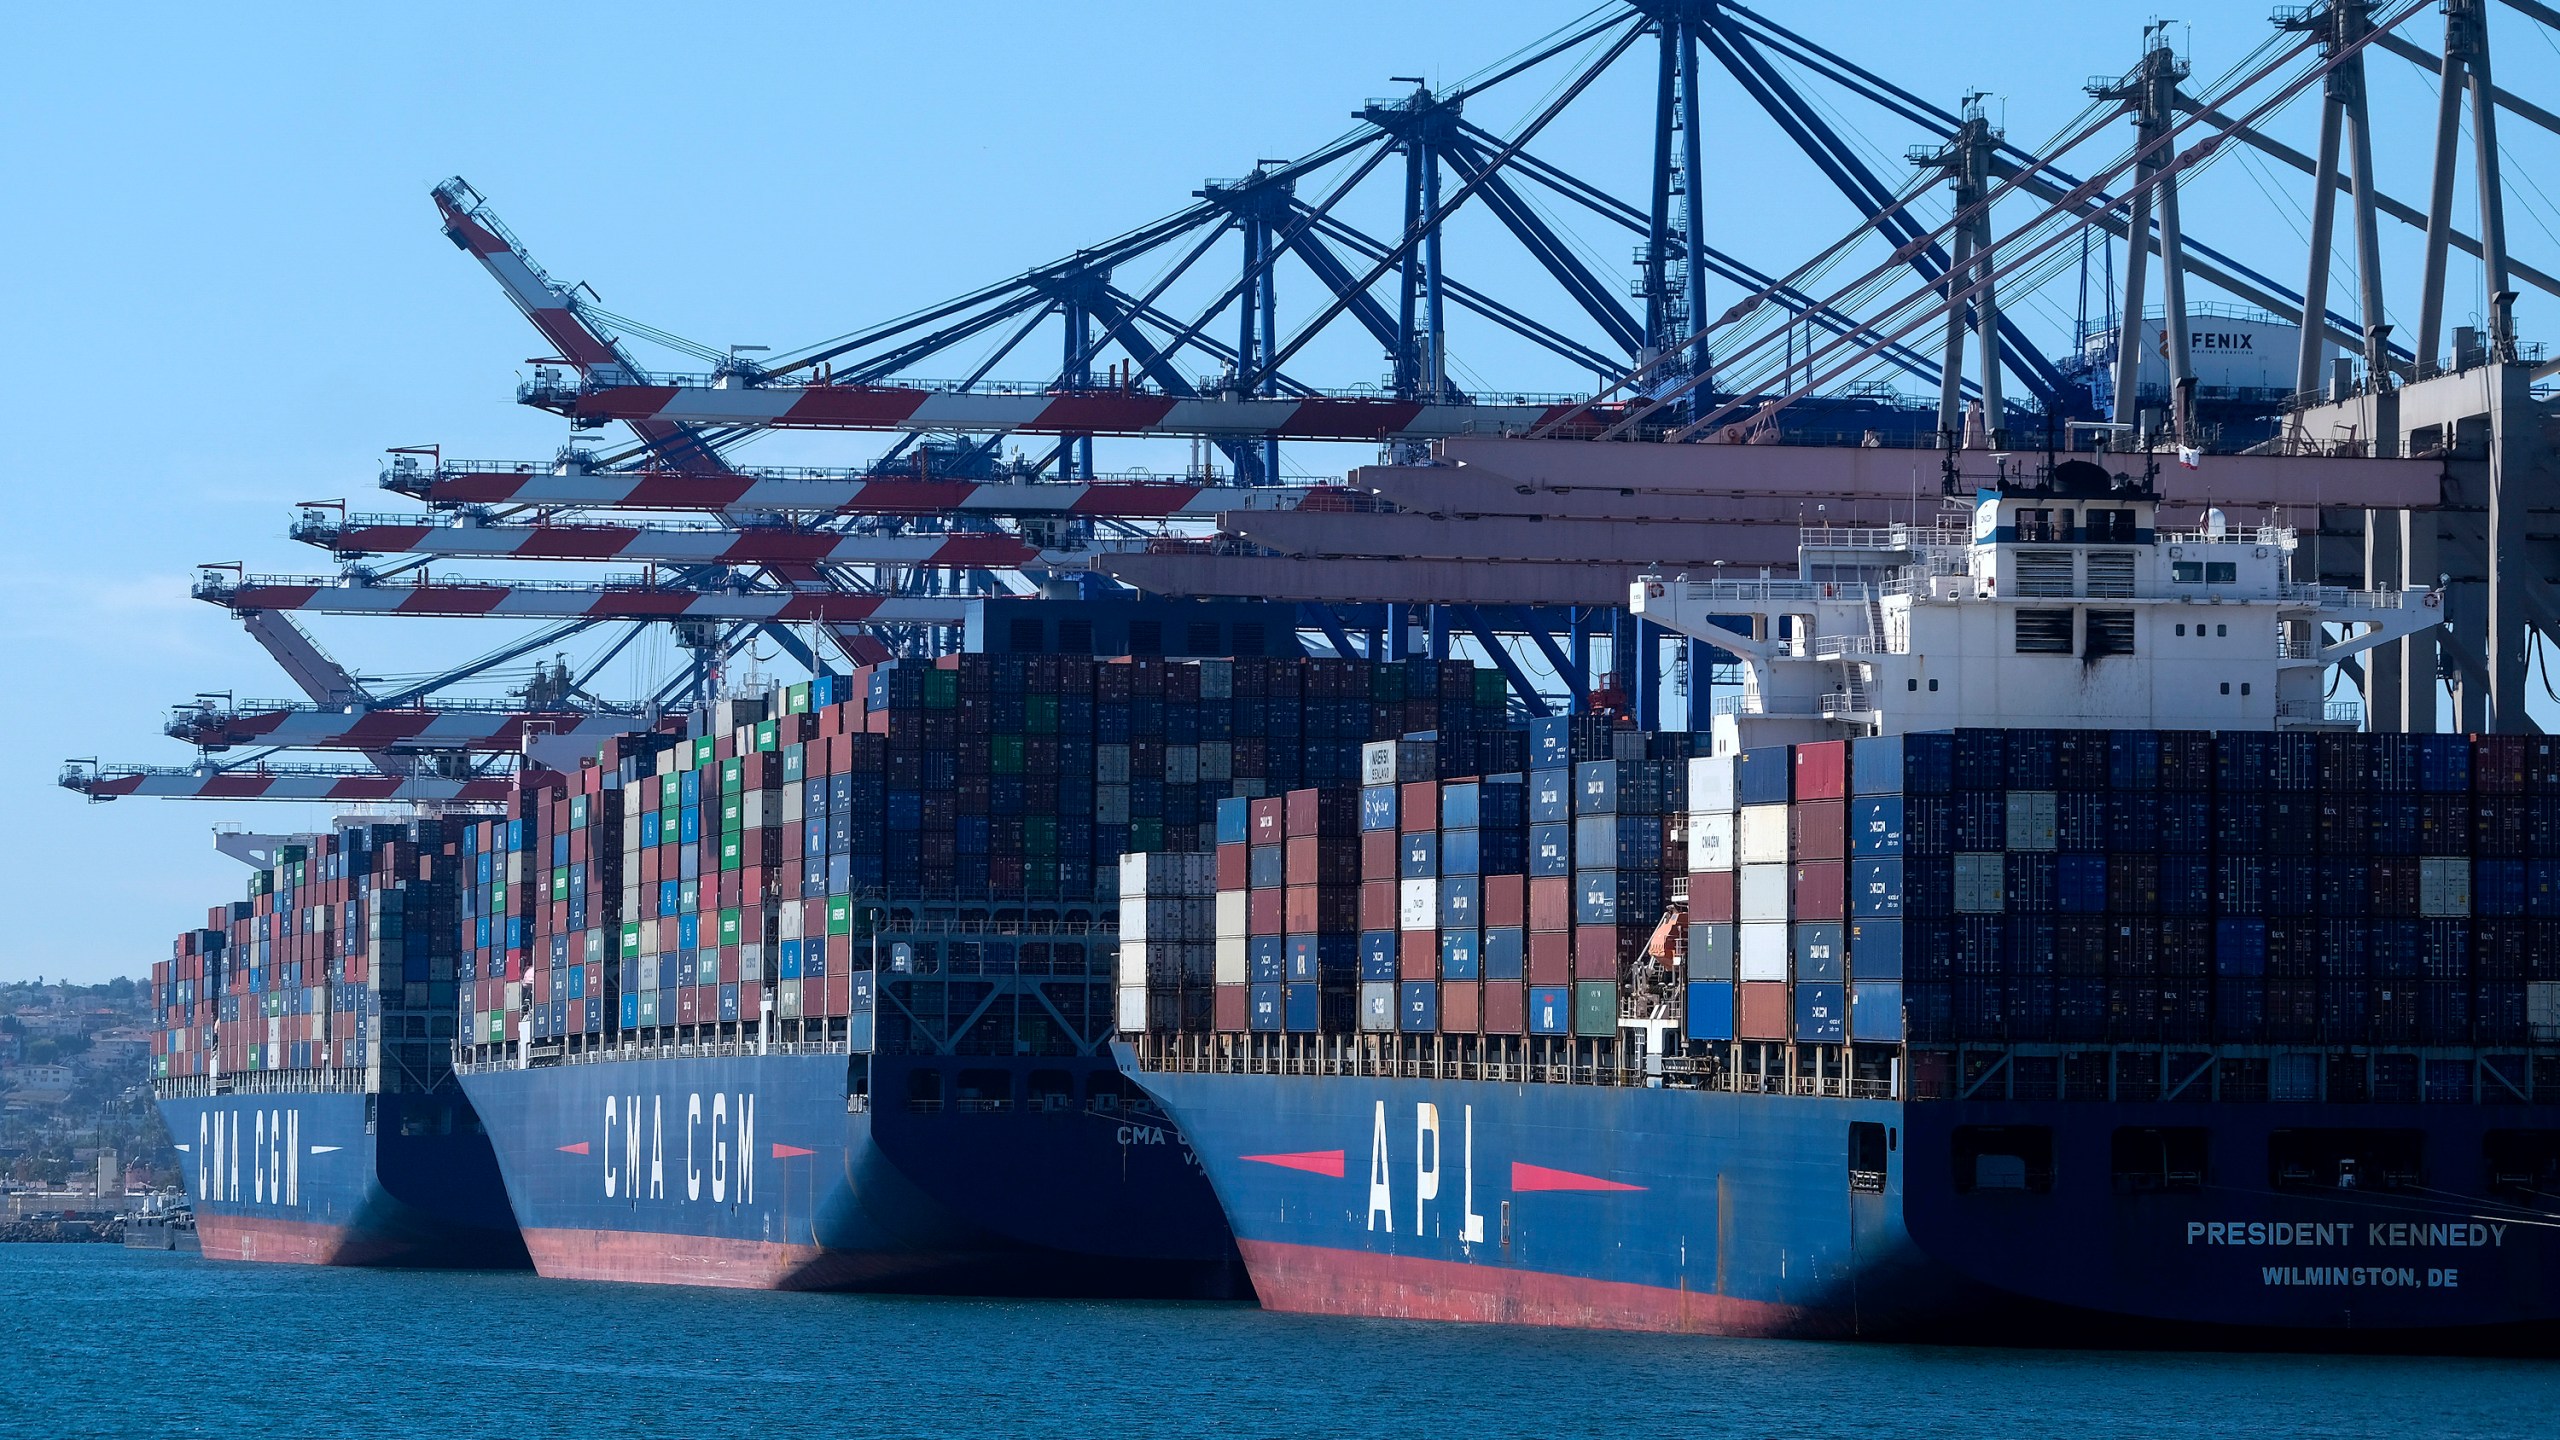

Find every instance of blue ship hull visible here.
[158,1088,528,1268]
[459,1051,1244,1293]
[1129,1059,2560,1347]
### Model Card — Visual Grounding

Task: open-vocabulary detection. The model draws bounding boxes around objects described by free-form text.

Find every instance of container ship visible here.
[449,638,1524,1292]
[1125,459,2560,1347]
[148,822,527,1267]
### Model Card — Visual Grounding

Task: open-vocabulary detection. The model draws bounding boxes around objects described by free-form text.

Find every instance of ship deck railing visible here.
[1127,1034,1899,1100]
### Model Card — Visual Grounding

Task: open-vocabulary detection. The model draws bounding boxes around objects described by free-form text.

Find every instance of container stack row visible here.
[1685,740,1867,1047]
[1117,851,1215,1035]
[1137,717,1693,1041]
[153,820,459,1089]
[1688,729,2560,1051]
[450,654,1514,1057]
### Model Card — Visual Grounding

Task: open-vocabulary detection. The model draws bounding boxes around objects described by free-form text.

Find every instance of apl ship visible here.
[445,640,1518,1292]
[151,823,527,1268]
[1129,458,2560,1347]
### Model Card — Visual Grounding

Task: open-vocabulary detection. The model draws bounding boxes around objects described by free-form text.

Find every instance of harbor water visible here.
[12,1247,2553,1438]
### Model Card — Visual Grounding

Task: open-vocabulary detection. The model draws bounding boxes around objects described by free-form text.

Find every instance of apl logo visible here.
[178,1107,336,1208]
[572,1092,816,1204]
[1242,1100,1643,1242]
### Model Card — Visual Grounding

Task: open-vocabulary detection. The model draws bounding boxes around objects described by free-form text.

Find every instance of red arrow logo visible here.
[771,1143,815,1158]
[1511,1161,1643,1193]
[556,1141,590,1155]
[1242,1149,1346,1178]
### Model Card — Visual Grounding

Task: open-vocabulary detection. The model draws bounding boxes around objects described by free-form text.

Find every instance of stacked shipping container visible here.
[449,655,1513,1061]
[152,821,459,1089]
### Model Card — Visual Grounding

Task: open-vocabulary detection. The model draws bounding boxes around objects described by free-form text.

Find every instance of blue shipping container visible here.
[1852,797,1905,856]
[1250,936,1287,984]
[1686,981,1736,1041]
[1360,785,1398,832]
[1850,981,1906,1041]
[1529,985,1571,1035]
[1439,929,1480,980]
[1795,982,1846,1042]
[1399,981,1439,1034]
[1484,926,1525,981]
[1359,930,1398,981]
[1736,746,1793,805]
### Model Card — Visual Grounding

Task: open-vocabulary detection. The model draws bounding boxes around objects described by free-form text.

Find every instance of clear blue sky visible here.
[0,3,2551,981]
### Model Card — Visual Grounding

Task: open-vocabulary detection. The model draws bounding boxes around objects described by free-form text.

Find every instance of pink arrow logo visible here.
[771,1143,815,1158]
[1242,1150,1346,1178]
[1511,1161,1643,1193]
[557,1142,590,1155]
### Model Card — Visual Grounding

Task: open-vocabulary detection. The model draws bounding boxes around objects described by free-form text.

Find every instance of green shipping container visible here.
[1573,980,1618,1038]
[719,909,743,946]
[783,744,805,782]
[786,682,812,715]
[755,719,779,752]
[620,922,643,959]
[992,736,1025,774]
[827,896,853,936]
[924,670,958,709]
[720,756,745,794]
[1025,694,1058,734]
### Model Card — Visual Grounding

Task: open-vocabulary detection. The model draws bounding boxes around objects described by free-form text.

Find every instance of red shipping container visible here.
[1216,844,1249,890]
[1360,880,1397,932]
[1575,924,1631,977]
[741,982,763,1021]
[1528,876,1573,931]
[1691,871,1737,923]
[1214,983,1249,1031]
[1791,860,1845,920]
[677,987,699,1025]
[1400,930,1437,979]
[1793,740,1847,801]
[1440,980,1481,1034]
[1738,981,1790,1038]
[1399,781,1439,832]
[1482,874,1526,929]
[1360,830,1398,881]
[1248,797,1285,846]
[1248,888,1284,936]
[1282,884,1333,934]
[823,973,850,1015]
[1483,982,1526,1034]
[1283,787,1321,835]
[1528,930,1572,985]
[1284,835,1322,886]
[1792,800,1846,861]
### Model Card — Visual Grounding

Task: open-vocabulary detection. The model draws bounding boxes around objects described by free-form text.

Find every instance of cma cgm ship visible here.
[449,642,1518,1291]
[1130,459,2560,1347]
[151,824,526,1267]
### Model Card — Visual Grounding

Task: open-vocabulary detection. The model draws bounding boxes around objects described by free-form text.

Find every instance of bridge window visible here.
[2016,610,2074,655]
[2087,509,2137,543]
[2270,1128,2422,1191]
[2111,1126,2209,1193]
[1952,1125,2054,1193]
[2173,561,2204,584]
[2207,563,2237,584]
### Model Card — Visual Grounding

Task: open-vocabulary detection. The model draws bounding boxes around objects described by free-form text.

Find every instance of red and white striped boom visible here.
[383,457,1325,518]
[196,573,974,626]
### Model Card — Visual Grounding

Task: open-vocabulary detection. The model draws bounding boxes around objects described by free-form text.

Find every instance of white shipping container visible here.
[743,791,771,830]
[1401,877,1439,931]
[1363,741,1399,787]
[1689,754,1736,813]
[781,784,804,824]
[1117,985,1149,1034]
[1738,805,1791,865]
[2004,791,2058,852]
[622,813,645,850]
[1359,981,1398,1031]
[1739,921,1790,981]
[1215,890,1249,939]
[1954,853,2007,913]
[2420,857,2472,917]
[1119,850,1214,896]
[1688,812,1736,872]
[1738,863,1790,921]
[2528,981,2560,1041]
[1216,936,1249,985]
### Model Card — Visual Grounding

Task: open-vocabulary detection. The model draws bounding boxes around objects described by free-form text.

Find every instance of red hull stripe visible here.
[196,1214,416,1268]
[1236,1238,1827,1338]
[517,1226,964,1292]
[1510,1162,1645,1193]
[1241,1149,1347,1178]
[771,1143,815,1158]
[557,1141,590,1155]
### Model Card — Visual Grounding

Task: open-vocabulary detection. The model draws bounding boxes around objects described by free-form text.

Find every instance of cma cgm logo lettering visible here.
[588,1093,812,1205]
[189,1107,323,1208]
[1244,1100,1645,1242]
